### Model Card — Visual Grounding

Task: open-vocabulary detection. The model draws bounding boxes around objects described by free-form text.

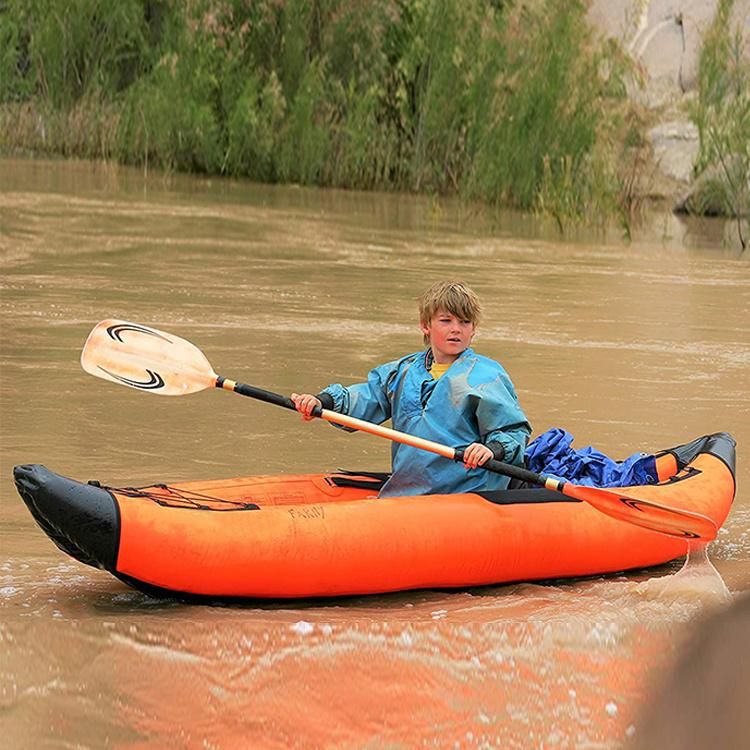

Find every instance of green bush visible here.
[0,0,638,225]
[116,14,223,173]
[5,0,149,107]
[690,0,749,245]
[0,4,34,102]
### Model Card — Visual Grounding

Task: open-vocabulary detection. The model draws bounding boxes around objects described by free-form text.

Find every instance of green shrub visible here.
[18,0,148,107]
[0,0,640,226]
[116,4,223,172]
[690,0,749,245]
[0,3,34,102]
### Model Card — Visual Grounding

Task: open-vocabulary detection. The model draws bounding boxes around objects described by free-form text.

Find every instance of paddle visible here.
[81,319,718,541]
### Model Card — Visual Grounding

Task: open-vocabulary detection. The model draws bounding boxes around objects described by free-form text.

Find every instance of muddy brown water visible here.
[1,158,748,749]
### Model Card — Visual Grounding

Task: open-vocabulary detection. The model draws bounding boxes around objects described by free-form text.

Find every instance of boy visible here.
[292,281,530,497]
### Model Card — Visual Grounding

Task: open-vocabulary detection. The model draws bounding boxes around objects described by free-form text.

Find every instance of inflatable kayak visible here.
[14,432,735,600]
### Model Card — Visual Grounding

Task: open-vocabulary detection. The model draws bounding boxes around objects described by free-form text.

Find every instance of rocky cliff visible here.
[588,0,749,209]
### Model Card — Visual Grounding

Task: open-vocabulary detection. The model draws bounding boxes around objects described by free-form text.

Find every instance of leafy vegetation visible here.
[1,0,646,227]
[689,0,749,248]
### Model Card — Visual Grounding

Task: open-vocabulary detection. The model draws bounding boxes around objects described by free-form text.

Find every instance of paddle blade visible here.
[81,319,218,396]
[563,483,718,541]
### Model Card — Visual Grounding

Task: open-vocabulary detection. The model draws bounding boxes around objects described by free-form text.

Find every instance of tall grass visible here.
[0,0,150,106]
[690,0,749,247]
[1,0,640,226]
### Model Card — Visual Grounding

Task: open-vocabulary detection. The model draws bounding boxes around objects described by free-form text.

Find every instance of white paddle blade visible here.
[567,484,718,541]
[81,319,218,396]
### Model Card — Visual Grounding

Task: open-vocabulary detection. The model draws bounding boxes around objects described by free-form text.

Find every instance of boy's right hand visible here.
[291,393,322,421]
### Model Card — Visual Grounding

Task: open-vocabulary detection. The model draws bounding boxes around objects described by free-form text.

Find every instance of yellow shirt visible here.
[430,362,451,380]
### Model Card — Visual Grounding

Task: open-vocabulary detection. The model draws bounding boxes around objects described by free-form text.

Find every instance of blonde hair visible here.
[418,281,481,343]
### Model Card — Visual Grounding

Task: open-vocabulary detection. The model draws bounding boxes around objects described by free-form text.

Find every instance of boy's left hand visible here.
[463,443,493,468]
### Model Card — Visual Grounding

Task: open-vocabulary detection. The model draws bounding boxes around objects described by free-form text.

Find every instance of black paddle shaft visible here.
[217,378,324,416]
[454,449,548,488]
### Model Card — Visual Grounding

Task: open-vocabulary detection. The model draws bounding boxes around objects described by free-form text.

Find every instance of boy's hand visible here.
[463,443,493,468]
[291,393,322,421]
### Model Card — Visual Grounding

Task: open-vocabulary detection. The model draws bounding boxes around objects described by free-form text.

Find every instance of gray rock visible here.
[675,156,750,216]
[588,0,720,107]
[588,1,749,205]
[648,120,700,183]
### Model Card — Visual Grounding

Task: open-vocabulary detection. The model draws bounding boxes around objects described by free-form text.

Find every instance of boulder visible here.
[647,120,699,184]
[588,1,749,208]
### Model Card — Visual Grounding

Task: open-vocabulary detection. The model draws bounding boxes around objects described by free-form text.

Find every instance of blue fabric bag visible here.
[525,428,658,487]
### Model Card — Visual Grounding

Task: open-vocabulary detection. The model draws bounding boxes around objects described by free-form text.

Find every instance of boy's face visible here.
[420,309,476,364]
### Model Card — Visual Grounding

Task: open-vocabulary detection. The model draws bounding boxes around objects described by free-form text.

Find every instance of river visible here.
[1,157,748,749]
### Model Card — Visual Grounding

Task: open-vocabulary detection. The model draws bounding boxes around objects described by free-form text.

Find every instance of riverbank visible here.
[589,0,749,248]
[1,0,747,241]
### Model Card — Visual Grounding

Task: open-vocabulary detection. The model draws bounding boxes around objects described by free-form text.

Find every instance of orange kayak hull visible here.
[14,433,736,599]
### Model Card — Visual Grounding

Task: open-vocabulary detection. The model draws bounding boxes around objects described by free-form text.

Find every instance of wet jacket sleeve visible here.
[320,359,398,428]
[476,376,531,467]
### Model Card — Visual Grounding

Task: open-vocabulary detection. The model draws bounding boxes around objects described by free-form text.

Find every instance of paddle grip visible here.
[232,381,297,411]
[453,449,546,488]
[218,377,325,417]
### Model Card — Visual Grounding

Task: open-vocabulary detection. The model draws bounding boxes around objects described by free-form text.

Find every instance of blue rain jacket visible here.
[525,428,658,487]
[322,348,531,497]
